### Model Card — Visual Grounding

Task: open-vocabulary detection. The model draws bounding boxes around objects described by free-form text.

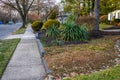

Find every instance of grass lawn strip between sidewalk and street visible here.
[13,27,26,34]
[0,39,20,78]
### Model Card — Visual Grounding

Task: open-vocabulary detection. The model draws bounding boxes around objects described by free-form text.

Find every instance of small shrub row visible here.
[31,19,60,32]
[42,19,60,30]
[31,21,43,31]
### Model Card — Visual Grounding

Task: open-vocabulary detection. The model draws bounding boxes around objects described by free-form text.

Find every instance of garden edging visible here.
[35,33,52,73]
[115,40,120,65]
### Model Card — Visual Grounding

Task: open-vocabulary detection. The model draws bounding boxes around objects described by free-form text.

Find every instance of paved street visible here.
[0,23,22,39]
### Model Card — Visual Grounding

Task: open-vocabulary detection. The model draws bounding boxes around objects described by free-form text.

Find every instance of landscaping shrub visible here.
[114,19,120,26]
[76,16,96,31]
[61,21,88,42]
[45,25,60,39]
[42,19,60,30]
[114,19,120,23]
[117,22,120,27]
[31,21,43,31]
[48,9,58,19]
[110,18,120,25]
[99,15,109,24]
[67,14,77,22]
[58,25,66,31]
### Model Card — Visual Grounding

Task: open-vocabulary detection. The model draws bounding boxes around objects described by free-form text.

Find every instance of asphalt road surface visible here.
[0,23,22,40]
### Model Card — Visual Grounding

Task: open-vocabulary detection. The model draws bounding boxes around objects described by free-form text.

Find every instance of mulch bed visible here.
[39,31,120,78]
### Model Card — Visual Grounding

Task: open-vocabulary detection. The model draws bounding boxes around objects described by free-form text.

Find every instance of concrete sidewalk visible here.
[1,25,46,80]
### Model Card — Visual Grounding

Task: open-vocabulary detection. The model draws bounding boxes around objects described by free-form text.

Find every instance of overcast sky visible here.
[54,0,61,4]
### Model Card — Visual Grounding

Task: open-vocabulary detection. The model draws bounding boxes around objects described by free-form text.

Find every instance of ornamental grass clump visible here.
[61,21,88,42]
[45,25,60,39]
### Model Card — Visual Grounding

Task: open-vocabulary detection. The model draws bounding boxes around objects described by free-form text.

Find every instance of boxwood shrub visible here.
[31,21,43,31]
[42,19,60,30]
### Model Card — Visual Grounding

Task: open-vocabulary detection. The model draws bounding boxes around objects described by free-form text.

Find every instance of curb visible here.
[35,33,52,74]
[115,40,120,54]
[114,40,120,65]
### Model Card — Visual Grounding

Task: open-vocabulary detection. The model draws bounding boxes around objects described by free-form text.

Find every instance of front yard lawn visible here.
[65,65,120,80]
[99,24,112,30]
[12,27,26,34]
[0,39,20,78]
[41,35,120,78]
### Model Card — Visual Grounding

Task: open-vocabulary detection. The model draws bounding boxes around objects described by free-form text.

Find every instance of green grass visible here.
[0,39,20,78]
[13,27,26,34]
[99,24,112,30]
[65,65,120,80]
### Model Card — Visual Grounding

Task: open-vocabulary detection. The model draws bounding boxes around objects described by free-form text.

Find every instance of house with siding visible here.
[108,10,120,21]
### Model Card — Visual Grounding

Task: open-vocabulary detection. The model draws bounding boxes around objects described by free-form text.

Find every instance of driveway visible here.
[0,23,22,40]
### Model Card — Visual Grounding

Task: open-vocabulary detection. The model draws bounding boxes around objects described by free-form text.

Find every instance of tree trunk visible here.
[94,0,100,30]
[21,15,27,28]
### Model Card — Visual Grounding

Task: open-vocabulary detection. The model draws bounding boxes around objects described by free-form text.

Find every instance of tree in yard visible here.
[94,0,100,31]
[41,0,57,21]
[62,0,82,16]
[48,6,59,19]
[25,0,57,21]
[0,10,9,23]
[100,0,120,15]
[61,0,95,16]
[30,0,42,17]
[0,0,35,28]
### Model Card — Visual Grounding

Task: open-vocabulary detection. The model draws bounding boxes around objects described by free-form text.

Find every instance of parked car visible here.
[8,21,14,25]
[0,21,3,24]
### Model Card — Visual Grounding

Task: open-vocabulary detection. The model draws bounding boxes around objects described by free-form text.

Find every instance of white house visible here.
[57,14,68,23]
[108,10,120,21]
[57,11,70,24]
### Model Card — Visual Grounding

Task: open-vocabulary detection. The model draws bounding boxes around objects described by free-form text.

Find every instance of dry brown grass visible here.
[44,35,120,76]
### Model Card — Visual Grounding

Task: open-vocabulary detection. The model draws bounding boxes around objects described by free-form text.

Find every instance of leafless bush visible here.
[76,16,96,31]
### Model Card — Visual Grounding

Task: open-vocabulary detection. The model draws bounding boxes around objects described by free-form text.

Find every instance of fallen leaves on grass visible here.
[44,35,120,77]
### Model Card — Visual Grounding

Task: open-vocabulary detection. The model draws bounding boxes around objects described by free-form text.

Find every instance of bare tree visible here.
[43,5,59,21]
[30,0,59,21]
[39,0,56,21]
[0,10,9,23]
[0,0,35,27]
[30,0,56,21]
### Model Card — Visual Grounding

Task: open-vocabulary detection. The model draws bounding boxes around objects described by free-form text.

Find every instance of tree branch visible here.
[27,0,35,11]
[0,0,18,10]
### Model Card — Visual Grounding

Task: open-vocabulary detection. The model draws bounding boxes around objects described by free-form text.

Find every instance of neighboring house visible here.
[57,11,70,23]
[57,15,68,24]
[108,10,120,21]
